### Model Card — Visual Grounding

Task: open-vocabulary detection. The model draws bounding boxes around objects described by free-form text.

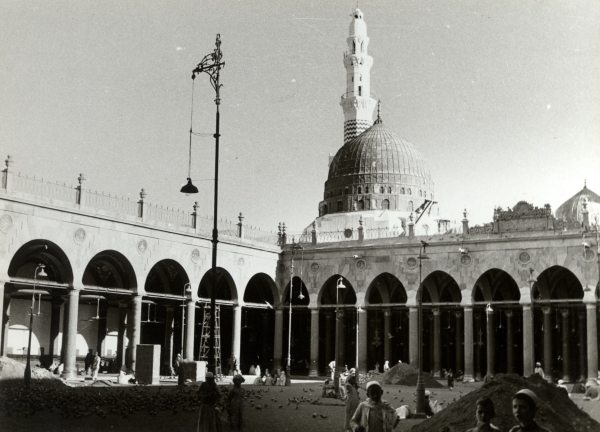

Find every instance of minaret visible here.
[340,8,377,143]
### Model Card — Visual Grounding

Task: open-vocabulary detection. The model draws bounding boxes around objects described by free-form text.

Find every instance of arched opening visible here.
[281,276,310,374]
[421,271,462,377]
[382,199,390,210]
[241,273,278,373]
[322,204,328,216]
[198,268,238,367]
[5,240,74,363]
[337,201,343,212]
[358,200,364,210]
[318,276,357,374]
[473,269,522,378]
[82,250,137,290]
[532,266,585,382]
[365,273,408,370]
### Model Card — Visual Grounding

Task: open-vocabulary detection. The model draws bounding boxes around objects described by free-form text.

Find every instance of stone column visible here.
[185,298,196,361]
[455,311,463,373]
[579,312,587,382]
[506,310,514,374]
[474,313,482,380]
[409,307,418,367]
[0,283,4,356]
[486,307,495,378]
[273,307,283,371]
[309,309,319,377]
[125,303,133,369]
[384,309,391,362]
[130,295,142,373]
[116,302,128,369]
[262,312,270,368]
[232,305,241,365]
[61,288,80,380]
[586,303,598,383]
[358,308,368,374]
[543,307,553,382]
[336,308,346,376]
[48,296,63,361]
[463,307,474,381]
[428,314,435,373]
[164,306,174,373]
[433,309,441,377]
[561,310,570,381]
[60,296,69,363]
[325,312,334,366]
[522,305,534,377]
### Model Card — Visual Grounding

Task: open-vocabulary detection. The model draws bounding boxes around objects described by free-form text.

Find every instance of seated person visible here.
[321,379,336,398]
[278,370,286,386]
[583,383,600,401]
[264,372,274,386]
[253,375,263,385]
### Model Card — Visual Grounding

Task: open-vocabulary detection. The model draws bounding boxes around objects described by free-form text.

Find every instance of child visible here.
[350,381,399,432]
[228,374,245,432]
[344,376,360,432]
[466,397,500,432]
[509,389,550,432]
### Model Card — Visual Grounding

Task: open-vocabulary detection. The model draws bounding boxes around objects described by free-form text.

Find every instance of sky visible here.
[1,0,599,233]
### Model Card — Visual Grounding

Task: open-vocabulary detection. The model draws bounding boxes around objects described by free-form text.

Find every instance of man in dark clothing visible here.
[84,351,94,375]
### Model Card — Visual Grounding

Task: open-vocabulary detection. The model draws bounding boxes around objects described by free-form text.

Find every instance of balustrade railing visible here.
[145,203,192,227]
[86,190,138,217]
[12,173,78,203]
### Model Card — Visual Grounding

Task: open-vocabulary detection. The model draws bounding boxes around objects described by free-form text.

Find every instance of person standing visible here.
[350,381,399,432]
[509,389,550,432]
[197,372,221,432]
[383,361,390,373]
[534,362,545,379]
[84,351,94,375]
[447,369,454,390]
[343,375,360,432]
[91,352,101,381]
[228,374,245,432]
[466,397,500,432]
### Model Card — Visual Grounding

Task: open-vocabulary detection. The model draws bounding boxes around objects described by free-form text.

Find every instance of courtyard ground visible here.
[1,376,598,432]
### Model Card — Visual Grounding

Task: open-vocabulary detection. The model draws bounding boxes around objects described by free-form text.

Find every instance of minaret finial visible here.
[374,100,382,124]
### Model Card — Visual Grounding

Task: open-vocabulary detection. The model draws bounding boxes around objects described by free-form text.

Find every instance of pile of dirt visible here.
[410,373,599,432]
[381,363,443,388]
[0,356,64,387]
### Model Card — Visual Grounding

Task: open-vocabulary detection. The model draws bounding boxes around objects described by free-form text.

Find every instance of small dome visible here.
[327,122,431,181]
[555,184,600,221]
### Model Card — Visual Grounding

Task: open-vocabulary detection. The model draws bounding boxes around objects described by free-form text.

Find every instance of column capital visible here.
[310,308,319,315]
[463,306,473,312]
[165,305,174,312]
[505,310,514,317]
[586,303,597,310]
[454,311,462,318]
[275,307,284,315]
[432,308,440,316]
[118,301,129,308]
[384,309,391,316]
[542,307,552,314]
[561,309,569,317]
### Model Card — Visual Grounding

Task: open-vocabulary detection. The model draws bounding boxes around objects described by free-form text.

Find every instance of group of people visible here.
[252,369,286,386]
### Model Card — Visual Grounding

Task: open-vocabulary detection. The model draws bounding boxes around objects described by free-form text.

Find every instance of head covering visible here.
[514,389,539,410]
[535,362,541,366]
[205,372,214,378]
[349,368,356,374]
[558,379,564,385]
[365,381,382,391]
[425,390,431,397]
[233,374,245,382]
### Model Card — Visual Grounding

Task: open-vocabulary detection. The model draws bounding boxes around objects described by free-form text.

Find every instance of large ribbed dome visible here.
[555,184,600,221]
[319,120,434,216]
[327,121,431,180]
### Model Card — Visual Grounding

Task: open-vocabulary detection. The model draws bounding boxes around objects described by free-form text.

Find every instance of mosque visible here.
[0,8,599,385]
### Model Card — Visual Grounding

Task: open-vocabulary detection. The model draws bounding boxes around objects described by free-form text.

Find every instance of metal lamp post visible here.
[286,240,303,385]
[24,263,47,389]
[334,276,346,395]
[526,267,537,375]
[356,306,362,382]
[180,35,224,375]
[415,241,430,417]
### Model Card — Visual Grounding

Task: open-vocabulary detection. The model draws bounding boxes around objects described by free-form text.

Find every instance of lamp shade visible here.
[180,178,199,194]
[337,277,346,289]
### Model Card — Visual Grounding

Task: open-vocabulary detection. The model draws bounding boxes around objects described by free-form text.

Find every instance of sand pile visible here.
[381,363,443,388]
[0,356,63,387]
[410,373,599,432]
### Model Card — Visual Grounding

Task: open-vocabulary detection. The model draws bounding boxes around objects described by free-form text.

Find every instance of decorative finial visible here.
[359,215,364,226]
[139,188,147,200]
[238,212,244,223]
[409,212,414,223]
[282,222,286,233]
[5,155,13,169]
[463,208,468,219]
[374,100,382,124]
[312,220,316,229]
[278,222,282,234]
[193,201,199,212]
